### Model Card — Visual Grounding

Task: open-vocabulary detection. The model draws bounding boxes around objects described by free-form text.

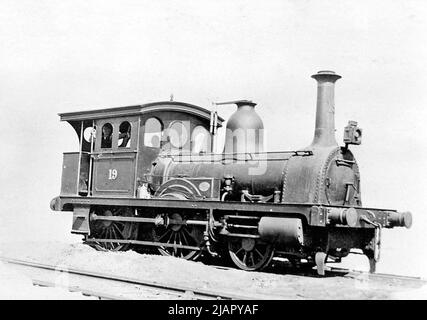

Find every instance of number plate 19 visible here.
[108,169,118,180]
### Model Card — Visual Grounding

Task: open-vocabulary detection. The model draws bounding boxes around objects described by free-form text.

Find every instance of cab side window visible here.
[144,117,162,148]
[101,123,113,148]
[118,121,131,148]
[191,126,210,154]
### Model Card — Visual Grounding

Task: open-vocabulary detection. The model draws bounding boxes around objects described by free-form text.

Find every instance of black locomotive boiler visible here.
[50,71,412,275]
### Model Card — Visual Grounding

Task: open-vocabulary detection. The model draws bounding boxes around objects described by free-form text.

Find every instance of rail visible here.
[2,256,425,300]
[0,256,277,300]
[329,266,427,284]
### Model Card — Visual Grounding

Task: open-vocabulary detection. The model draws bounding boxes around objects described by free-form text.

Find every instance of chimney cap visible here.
[311,70,342,82]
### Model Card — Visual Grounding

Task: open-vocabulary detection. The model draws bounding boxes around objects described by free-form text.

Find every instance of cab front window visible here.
[168,121,188,149]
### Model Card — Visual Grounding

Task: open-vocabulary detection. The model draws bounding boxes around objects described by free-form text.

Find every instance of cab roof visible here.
[59,101,224,125]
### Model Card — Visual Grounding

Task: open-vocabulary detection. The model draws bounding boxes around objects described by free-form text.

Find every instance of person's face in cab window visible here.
[103,126,112,139]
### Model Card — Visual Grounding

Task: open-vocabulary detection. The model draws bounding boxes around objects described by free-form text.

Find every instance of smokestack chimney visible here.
[310,70,341,147]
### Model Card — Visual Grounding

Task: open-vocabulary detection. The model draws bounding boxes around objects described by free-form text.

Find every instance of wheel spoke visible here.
[110,226,117,239]
[183,227,197,244]
[179,231,191,258]
[235,247,244,256]
[105,230,111,249]
[177,233,183,257]
[254,248,263,259]
[180,229,189,245]
[243,252,248,265]
[167,231,175,244]
[158,229,171,242]
[113,223,124,239]
[108,229,114,248]
[250,252,255,267]
[173,233,178,255]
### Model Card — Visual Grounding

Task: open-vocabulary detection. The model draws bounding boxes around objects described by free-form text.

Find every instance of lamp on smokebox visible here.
[343,120,362,148]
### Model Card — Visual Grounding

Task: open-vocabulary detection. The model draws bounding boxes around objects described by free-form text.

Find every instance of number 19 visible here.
[108,169,118,180]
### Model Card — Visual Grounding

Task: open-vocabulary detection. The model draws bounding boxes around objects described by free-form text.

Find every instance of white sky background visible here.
[1,0,427,276]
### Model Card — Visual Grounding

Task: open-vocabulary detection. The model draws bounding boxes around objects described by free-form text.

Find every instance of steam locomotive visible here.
[50,70,412,275]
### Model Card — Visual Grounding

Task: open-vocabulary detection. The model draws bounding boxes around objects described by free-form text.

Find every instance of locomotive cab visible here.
[55,102,222,200]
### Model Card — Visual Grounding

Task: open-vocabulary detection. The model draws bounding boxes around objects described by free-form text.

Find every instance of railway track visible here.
[329,266,426,284]
[214,259,426,282]
[1,255,425,300]
[211,261,426,295]
[273,260,426,285]
[0,257,277,300]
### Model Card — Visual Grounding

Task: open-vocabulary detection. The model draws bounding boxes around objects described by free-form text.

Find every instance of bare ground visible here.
[1,241,426,299]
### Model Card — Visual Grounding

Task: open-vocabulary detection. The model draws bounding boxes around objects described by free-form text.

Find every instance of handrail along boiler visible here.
[50,71,412,275]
